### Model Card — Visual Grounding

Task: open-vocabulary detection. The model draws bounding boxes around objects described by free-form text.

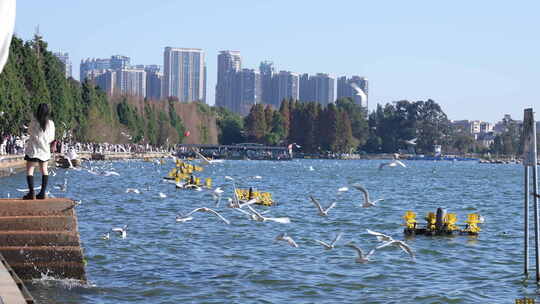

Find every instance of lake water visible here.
[0,159,536,303]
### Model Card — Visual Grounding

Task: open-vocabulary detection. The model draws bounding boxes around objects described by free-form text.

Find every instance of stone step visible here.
[9,261,86,281]
[0,231,80,247]
[0,198,75,217]
[0,216,75,231]
[0,246,84,265]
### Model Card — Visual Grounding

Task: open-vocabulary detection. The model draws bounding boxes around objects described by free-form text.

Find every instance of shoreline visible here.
[0,152,170,177]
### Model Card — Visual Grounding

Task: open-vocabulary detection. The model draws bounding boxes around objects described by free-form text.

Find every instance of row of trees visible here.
[225,98,538,156]
[242,98,367,153]
[238,98,452,154]
[0,35,189,146]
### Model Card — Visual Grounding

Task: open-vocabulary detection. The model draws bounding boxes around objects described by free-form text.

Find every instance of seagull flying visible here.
[376,240,415,260]
[228,197,258,209]
[314,232,343,250]
[366,229,394,242]
[404,138,417,146]
[350,82,368,106]
[275,232,298,248]
[102,171,120,177]
[176,207,230,225]
[352,184,383,208]
[309,196,337,216]
[213,187,224,206]
[246,205,290,224]
[379,160,407,170]
[346,242,376,263]
[112,225,128,239]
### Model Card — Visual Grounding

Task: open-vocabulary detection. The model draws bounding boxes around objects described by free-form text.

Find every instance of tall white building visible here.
[216,50,242,109]
[337,76,369,108]
[116,68,146,98]
[275,71,299,103]
[53,52,72,78]
[163,47,206,103]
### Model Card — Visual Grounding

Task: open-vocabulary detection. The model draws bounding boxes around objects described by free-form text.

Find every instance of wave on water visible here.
[31,272,96,290]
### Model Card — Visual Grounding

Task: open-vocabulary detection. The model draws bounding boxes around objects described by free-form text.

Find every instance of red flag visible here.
[184,131,190,137]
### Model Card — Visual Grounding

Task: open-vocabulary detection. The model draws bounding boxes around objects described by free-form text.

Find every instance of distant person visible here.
[23,103,55,200]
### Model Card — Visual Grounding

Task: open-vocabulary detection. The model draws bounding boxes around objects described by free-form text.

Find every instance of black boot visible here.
[36,175,49,199]
[23,175,35,200]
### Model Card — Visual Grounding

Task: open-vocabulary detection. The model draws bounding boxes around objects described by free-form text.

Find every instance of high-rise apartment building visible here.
[312,73,335,105]
[53,52,72,78]
[299,73,313,102]
[143,65,162,101]
[94,70,116,96]
[116,68,146,98]
[110,55,131,70]
[299,73,334,105]
[235,69,262,116]
[216,50,242,110]
[80,58,111,81]
[275,71,299,104]
[259,61,275,106]
[163,47,206,103]
[337,76,369,108]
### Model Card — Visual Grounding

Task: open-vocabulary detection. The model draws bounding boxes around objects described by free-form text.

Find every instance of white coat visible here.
[25,119,55,161]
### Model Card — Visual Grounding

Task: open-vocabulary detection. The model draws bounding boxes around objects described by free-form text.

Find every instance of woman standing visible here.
[23,103,55,200]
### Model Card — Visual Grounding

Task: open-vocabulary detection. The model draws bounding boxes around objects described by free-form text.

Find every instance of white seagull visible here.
[228,197,258,209]
[309,196,337,216]
[338,187,349,192]
[126,188,140,194]
[404,138,417,146]
[350,82,368,106]
[176,207,230,225]
[194,150,223,164]
[378,160,407,170]
[366,229,394,242]
[346,242,376,263]
[112,225,128,239]
[314,232,343,250]
[352,184,383,208]
[159,192,167,198]
[212,187,224,206]
[275,232,298,248]
[375,240,415,261]
[102,232,110,240]
[102,171,120,177]
[246,205,290,224]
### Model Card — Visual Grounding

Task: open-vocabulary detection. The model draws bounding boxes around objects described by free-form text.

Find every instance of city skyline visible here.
[13,1,540,122]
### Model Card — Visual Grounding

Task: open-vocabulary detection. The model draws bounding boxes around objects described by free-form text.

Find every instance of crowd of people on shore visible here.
[0,134,25,155]
[1,133,173,158]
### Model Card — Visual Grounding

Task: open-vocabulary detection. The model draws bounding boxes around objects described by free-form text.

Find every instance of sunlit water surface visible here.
[0,159,536,303]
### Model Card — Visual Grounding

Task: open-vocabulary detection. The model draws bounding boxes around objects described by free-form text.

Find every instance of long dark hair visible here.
[35,103,50,131]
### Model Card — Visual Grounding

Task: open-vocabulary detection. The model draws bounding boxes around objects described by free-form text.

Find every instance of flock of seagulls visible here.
[9,152,416,266]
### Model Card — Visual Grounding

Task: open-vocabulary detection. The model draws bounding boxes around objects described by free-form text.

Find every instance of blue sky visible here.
[14,0,540,122]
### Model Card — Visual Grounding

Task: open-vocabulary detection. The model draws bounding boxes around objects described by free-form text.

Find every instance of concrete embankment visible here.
[0,198,86,281]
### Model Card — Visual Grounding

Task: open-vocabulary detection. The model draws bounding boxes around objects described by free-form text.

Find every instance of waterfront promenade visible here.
[0,152,170,177]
